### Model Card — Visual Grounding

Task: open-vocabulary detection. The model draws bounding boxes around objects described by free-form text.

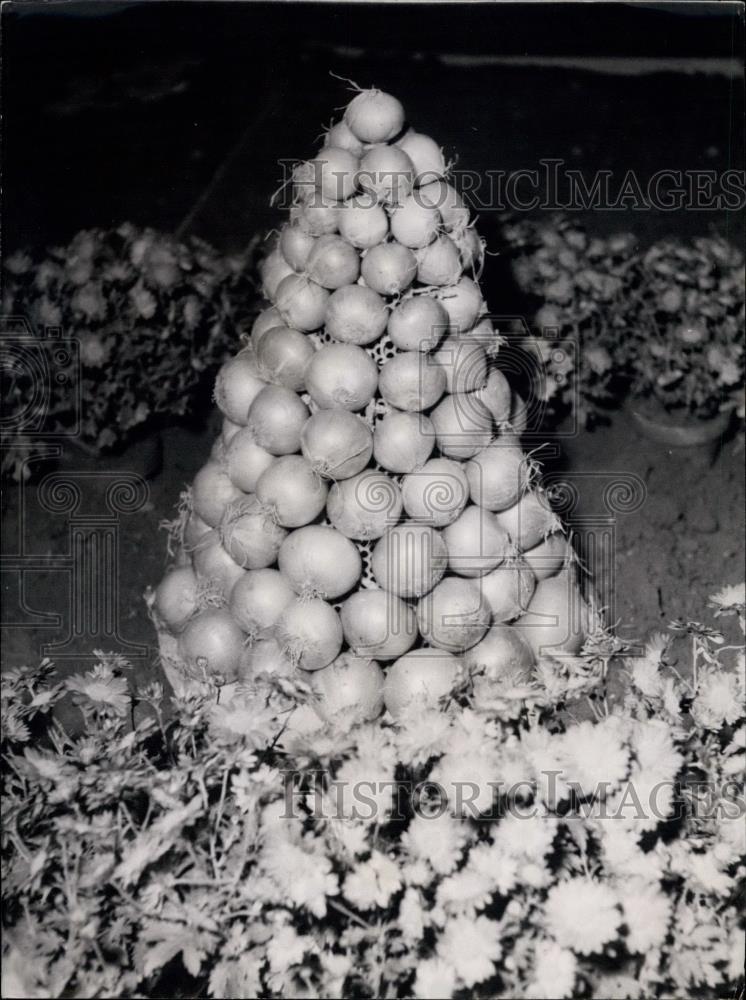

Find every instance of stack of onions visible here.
[149,86,588,725]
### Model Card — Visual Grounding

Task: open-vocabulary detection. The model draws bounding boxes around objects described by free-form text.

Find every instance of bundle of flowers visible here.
[1,584,743,999]
[1,225,257,476]
[503,216,745,427]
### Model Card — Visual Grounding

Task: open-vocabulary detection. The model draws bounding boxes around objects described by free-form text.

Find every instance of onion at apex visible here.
[371,523,447,598]
[340,589,418,661]
[278,524,362,599]
[384,648,462,720]
[344,89,405,144]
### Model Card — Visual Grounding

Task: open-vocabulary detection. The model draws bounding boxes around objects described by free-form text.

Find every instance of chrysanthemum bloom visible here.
[261,840,338,918]
[66,665,130,715]
[560,717,630,797]
[429,749,501,816]
[402,812,468,876]
[526,940,577,998]
[544,878,622,954]
[436,914,502,988]
[618,880,672,952]
[691,669,744,730]
[413,957,456,1000]
[344,850,401,910]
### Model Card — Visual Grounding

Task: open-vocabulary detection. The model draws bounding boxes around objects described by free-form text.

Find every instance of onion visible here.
[371,524,447,598]
[437,277,484,333]
[229,568,295,636]
[309,146,359,201]
[327,470,403,539]
[415,234,462,286]
[221,418,242,446]
[383,648,462,719]
[344,89,405,143]
[177,608,246,682]
[278,525,362,599]
[523,532,571,581]
[192,530,246,595]
[278,597,343,670]
[256,326,315,391]
[463,625,535,694]
[510,391,529,433]
[357,144,415,206]
[433,336,488,394]
[280,225,317,273]
[387,295,449,352]
[390,195,441,248]
[305,234,360,289]
[417,576,490,652]
[301,409,373,479]
[291,198,339,236]
[191,461,245,528]
[515,571,588,658]
[378,351,446,411]
[401,457,469,527]
[479,557,536,622]
[247,385,309,455]
[373,410,434,473]
[337,195,389,249]
[325,119,365,157]
[308,652,385,726]
[184,511,211,551]
[251,306,284,349]
[154,565,200,632]
[453,226,485,273]
[219,497,287,569]
[291,160,316,203]
[443,505,510,578]
[475,369,512,423]
[395,131,446,185]
[361,242,417,296]
[275,274,329,331]
[260,248,295,302]
[305,343,378,410]
[341,589,418,660]
[494,491,561,552]
[255,455,328,527]
[214,352,266,425]
[241,636,295,679]
[225,427,275,493]
[430,394,493,458]
[325,284,389,345]
[465,443,529,511]
[418,179,470,233]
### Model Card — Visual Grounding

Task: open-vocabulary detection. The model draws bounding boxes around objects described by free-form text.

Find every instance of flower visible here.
[343,851,401,910]
[429,749,500,816]
[468,842,520,895]
[709,582,746,611]
[393,707,452,766]
[544,878,622,954]
[585,346,613,375]
[399,888,426,943]
[560,718,630,797]
[492,811,557,862]
[413,958,456,1000]
[435,867,492,916]
[261,839,338,918]
[402,813,468,876]
[436,914,502,988]
[265,924,309,973]
[691,668,744,730]
[130,282,158,319]
[65,664,130,715]
[72,282,106,321]
[618,881,672,952]
[527,940,577,998]
[79,332,110,368]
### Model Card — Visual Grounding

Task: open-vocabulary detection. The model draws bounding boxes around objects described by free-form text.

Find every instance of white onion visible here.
[373,410,434,473]
[479,557,537,622]
[337,195,389,249]
[357,145,415,206]
[325,284,389,345]
[290,198,339,236]
[154,565,200,632]
[417,576,490,652]
[465,443,529,511]
[247,385,309,455]
[219,497,287,569]
[308,652,385,726]
[242,636,295,679]
[291,160,316,204]
[341,589,418,660]
[275,274,329,331]
[261,248,295,302]
[433,336,488,395]
[463,626,535,694]
[255,455,328,527]
[280,225,317,273]
[418,179,470,233]
[309,146,359,201]
[256,326,315,391]
[251,306,284,349]
[523,532,571,581]
[325,119,365,157]
[305,234,360,289]
[221,418,242,446]
[378,351,446,411]
[191,461,245,528]
[494,491,561,552]
[387,294,449,352]
[224,428,275,493]
[475,369,512,423]
[279,524,362,599]
[389,195,441,248]
[437,277,484,333]
[178,608,246,682]
[515,571,588,658]
[345,89,405,143]
[301,409,373,479]
[415,234,462,286]
[327,470,403,539]
[401,457,469,527]
[371,524,447,598]
[278,597,344,671]
[453,226,485,273]
[214,352,266,425]
[183,511,211,551]
[229,568,295,636]
[384,648,462,719]
[395,131,446,185]
[430,393,493,459]
[192,530,246,595]
[305,343,378,410]
[443,505,511,578]
[361,242,417,296]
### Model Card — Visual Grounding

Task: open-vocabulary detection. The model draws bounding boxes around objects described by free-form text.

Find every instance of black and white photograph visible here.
[1,2,744,997]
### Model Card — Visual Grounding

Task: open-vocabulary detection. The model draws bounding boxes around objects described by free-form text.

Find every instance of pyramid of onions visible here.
[149,87,592,728]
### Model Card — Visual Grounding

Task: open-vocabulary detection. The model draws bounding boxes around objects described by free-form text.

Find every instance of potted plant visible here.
[1,224,257,479]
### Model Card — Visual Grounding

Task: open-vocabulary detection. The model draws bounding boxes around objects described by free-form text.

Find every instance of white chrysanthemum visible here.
[399,888,426,943]
[261,840,338,917]
[468,843,520,895]
[430,750,500,816]
[521,726,569,805]
[344,850,401,910]
[561,718,630,797]
[266,924,309,973]
[685,850,734,895]
[325,817,369,859]
[394,708,452,766]
[436,868,492,916]
[436,915,502,988]
[402,813,467,876]
[544,879,621,954]
[446,708,501,756]
[691,669,744,730]
[492,812,557,861]
[629,655,663,697]
[333,754,395,824]
[709,582,746,609]
[618,881,672,952]
[631,718,683,780]
[597,822,664,880]
[413,958,456,1000]
[526,940,577,999]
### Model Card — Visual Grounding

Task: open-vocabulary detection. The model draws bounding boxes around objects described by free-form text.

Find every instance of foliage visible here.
[503,215,745,427]
[1,225,258,477]
[2,587,744,999]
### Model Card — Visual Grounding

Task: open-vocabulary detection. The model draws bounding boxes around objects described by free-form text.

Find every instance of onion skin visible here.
[523,532,571,581]
[300,410,374,480]
[220,497,287,570]
[325,284,389,345]
[275,273,330,331]
[433,336,488,395]
[465,444,529,512]
[247,385,309,456]
[415,235,462,286]
[443,505,511,578]
[277,597,343,671]
[378,351,446,412]
[214,353,266,425]
[230,568,295,636]
[260,248,295,302]
[183,511,212,552]
[340,589,418,660]
[177,608,246,682]
[480,557,537,622]
[191,461,245,528]
[437,276,484,334]
[327,470,403,540]
[418,179,470,233]
[309,146,359,202]
[373,411,435,473]
[325,119,365,157]
[280,225,317,273]
[361,242,417,296]
[357,144,415,206]
[371,524,447,598]
[345,90,405,143]
[305,234,360,289]
[387,295,449,352]
[337,195,389,249]
[192,529,247,596]
[154,565,200,632]
[383,648,462,719]
[307,652,385,726]
[494,491,560,552]
[401,457,470,527]
[416,576,491,652]
[395,131,446,185]
[304,343,378,411]
[240,635,295,680]
[515,571,588,658]
[463,625,535,695]
[430,393,493,459]
[278,525,362,599]
[251,306,284,349]
[475,369,512,423]
[255,455,328,527]
[390,194,441,248]
[256,326,315,392]
[224,428,275,494]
